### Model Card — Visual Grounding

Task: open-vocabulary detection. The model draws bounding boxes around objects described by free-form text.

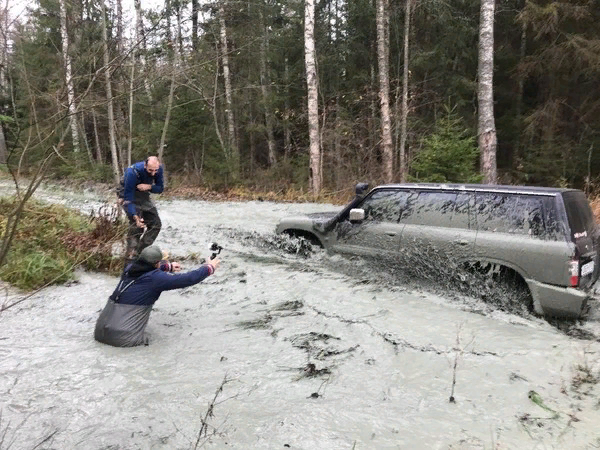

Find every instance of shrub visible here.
[410,106,482,183]
[0,197,127,290]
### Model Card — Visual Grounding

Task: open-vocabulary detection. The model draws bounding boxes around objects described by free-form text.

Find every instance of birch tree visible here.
[376,0,393,182]
[477,0,497,184]
[59,0,80,153]
[305,0,321,194]
[219,2,240,179]
[102,1,120,182]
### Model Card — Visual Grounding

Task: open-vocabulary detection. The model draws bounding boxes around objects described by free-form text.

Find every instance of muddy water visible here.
[2,183,600,449]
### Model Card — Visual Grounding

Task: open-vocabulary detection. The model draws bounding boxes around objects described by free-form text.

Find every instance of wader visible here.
[94,276,153,347]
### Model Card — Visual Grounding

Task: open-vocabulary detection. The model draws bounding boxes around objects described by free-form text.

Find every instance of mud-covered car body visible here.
[276,183,600,318]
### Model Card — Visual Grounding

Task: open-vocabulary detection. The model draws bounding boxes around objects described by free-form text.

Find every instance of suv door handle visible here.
[386,231,398,236]
[454,239,469,246]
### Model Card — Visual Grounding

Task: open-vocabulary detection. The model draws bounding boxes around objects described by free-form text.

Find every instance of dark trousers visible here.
[125,207,162,259]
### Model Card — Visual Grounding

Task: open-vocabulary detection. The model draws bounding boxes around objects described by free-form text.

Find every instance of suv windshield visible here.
[562,191,595,238]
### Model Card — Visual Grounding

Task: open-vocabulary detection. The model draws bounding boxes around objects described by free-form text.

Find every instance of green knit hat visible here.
[139,246,163,265]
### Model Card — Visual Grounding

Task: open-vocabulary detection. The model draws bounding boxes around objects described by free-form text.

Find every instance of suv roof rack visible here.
[376,183,578,196]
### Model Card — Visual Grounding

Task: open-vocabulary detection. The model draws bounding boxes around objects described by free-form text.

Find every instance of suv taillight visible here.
[569,259,580,287]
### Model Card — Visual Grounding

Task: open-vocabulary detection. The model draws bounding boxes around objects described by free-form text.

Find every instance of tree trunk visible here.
[59,0,80,153]
[0,7,7,164]
[249,114,256,176]
[176,2,184,58]
[259,9,276,167]
[219,2,240,179]
[305,0,321,195]
[210,41,227,158]
[335,96,342,190]
[115,0,127,172]
[116,0,123,55]
[0,126,7,165]
[398,0,412,182]
[165,0,172,50]
[127,63,135,167]
[158,39,178,187]
[369,63,377,171]
[369,0,377,164]
[283,57,291,162]
[377,0,393,182]
[478,0,497,184]
[134,0,152,103]
[102,1,120,183]
[92,107,102,163]
[78,115,94,164]
[514,23,526,166]
[192,0,199,51]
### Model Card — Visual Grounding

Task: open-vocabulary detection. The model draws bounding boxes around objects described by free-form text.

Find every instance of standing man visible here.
[120,156,164,259]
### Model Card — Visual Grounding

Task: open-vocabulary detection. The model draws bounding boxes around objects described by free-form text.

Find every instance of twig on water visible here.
[449,323,474,403]
[31,430,59,450]
[194,374,231,449]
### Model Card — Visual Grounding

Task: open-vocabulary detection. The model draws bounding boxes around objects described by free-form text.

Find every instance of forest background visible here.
[0,0,599,201]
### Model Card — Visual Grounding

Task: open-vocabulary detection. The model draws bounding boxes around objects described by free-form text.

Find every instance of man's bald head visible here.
[145,156,160,175]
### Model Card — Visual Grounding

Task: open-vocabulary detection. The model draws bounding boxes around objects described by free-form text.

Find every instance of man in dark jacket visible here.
[120,156,164,259]
[94,246,221,347]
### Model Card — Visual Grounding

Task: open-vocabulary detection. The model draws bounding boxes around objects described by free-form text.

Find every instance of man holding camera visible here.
[119,156,164,260]
[94,246,221,347]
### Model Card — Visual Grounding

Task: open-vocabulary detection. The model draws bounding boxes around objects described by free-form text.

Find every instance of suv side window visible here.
[476,193,546,236]
[542,197,562,241]
[518,196,546,237]
[358,189,410,223]
[402,191,457,227]
[452,192,474,229]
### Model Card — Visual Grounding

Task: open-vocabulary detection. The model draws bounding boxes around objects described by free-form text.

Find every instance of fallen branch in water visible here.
[31,429,59,449]
[449,323,475,403]
[194,374,231,449]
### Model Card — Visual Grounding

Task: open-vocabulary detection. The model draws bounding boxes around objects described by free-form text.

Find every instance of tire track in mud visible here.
[305,304,500,357]
[225,298,359,399]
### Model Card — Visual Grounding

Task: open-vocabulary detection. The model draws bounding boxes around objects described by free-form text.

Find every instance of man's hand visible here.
[208,258,221,271]
[133,215,145,228]
[137,183,152,192]
[171,262,182,272]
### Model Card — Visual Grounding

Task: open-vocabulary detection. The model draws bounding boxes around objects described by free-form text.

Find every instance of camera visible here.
[209,242,223,260]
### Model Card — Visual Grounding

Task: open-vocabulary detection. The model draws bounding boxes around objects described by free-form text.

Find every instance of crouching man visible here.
[94,246,220,347]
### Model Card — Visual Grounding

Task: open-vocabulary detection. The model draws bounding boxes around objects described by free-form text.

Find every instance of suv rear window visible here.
[562,191,595,238]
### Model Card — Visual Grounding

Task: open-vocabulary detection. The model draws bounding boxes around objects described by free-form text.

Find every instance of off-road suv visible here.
[275,183,600,318]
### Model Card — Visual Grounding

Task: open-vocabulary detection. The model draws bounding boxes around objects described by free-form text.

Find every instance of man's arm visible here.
[151,264,215,292]
[122,168,139,217]
[151,167,164,194]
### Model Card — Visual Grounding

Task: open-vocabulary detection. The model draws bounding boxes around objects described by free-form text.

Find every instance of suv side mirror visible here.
[349,208,365,222]
[355,182,369,197]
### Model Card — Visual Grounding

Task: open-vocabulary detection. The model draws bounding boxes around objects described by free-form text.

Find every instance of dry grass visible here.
[589,196,600,223]
[164,184,353,205]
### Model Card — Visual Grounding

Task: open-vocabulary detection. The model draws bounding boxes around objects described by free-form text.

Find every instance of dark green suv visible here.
[275,183,600,318]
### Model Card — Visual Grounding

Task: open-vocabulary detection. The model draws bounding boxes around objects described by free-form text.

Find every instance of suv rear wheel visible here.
[466,262,534,315]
